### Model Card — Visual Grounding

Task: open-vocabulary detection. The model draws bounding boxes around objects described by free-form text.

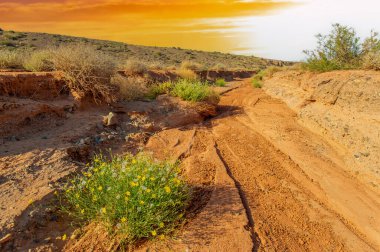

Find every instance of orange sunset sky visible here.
[0,0,293,54]
[1,0,380,60]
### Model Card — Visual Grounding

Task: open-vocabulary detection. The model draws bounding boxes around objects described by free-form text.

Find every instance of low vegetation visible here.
[303,24,380,72]
[0,50,23,69]
[111,75,148,101]
[214,78,226,87]
[23,50,54,71]
[62,153,189,244]
[50,44,118,103]
[0,29,284,70]
[149,79,219,103]
[123,60,148,75]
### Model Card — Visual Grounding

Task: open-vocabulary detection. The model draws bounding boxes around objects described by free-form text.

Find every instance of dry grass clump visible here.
[124,60,148,75]
[0,50,23,69]
[111,75,148,101]
[212,63,227,71]
[23,49,54,72]
[362,51,380,70]
[176,69,198,80]
[51,44,117,103]
[180,60,203,71]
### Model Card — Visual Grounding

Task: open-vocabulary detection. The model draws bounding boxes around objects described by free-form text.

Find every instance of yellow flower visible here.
[173,178,181,185]
[159,234,165,240]
[146,189,151,193]
[125,197,129,201]
[94,168,98,172]
[92,196,97,202]
[164,186,171,193]
[132,159,137,164]
[151,230,157,236]
[121,217,127,223]
[27,199,34,205]
[81,209,85,214]
[90,188,95,193]
[75,193,80,198]
[62,234,67,241]
[152,194,157,199]
[142,176,146,181]
[137,175,141,179]
[139,200,145,205]
[125,191,131,196]
[98,186,103,191]
[179,213,183,218]
[130,181,138,187]
[87,173,92,177]
[159,222,164,228]
[101,207,107,214]
[150,177,156,181]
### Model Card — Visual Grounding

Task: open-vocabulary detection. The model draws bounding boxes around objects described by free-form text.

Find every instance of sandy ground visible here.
[145,79,379,251]
[1,74,379,251]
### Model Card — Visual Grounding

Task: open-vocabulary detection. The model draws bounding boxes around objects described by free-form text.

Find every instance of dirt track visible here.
[148,79,379,251]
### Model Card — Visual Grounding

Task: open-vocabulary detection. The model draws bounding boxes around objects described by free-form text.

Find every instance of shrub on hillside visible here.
[0,50,23,69]
[124,60,147,75]
[51,44,117,103]
[111,75,148,101]
[362,51,380,70]
[61,153,189,243]
[304,24,361,71]
[212,63,227,71]
[176,68,198,80]
[180,60,203,71]
[23,50,54,72]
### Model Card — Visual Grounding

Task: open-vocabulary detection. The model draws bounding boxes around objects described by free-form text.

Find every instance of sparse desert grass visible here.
[212,63,227,71]
[180,60,204,71]
[23,49,54,71]
[0,50,23,69]
[61,153,189,244]
[215,78,226,87]
[171,79,219,102]
[50,44,117,103]
[111,75,148,101]
[124,60,148,75]
[176,69,198,80]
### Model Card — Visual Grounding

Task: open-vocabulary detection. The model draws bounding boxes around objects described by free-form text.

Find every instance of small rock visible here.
[103,112,118,126]
[354,153,361,158]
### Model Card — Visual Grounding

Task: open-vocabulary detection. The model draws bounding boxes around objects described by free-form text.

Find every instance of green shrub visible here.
[23,50,54,71]
[62,153,189,243]
[0,50,23,69]
[215,78,226,87]
[251,78,262,88]
[147,81,173,99]
[171,79,219,102]
[303,24,361,71]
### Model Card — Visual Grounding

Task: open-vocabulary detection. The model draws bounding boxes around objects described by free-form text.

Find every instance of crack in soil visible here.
[214,141,262,252]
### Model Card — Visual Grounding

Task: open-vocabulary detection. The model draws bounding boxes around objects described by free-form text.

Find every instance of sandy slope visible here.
[146,79,379,251]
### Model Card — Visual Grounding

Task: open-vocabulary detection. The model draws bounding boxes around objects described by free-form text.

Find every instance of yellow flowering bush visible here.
[62,153,189,243]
